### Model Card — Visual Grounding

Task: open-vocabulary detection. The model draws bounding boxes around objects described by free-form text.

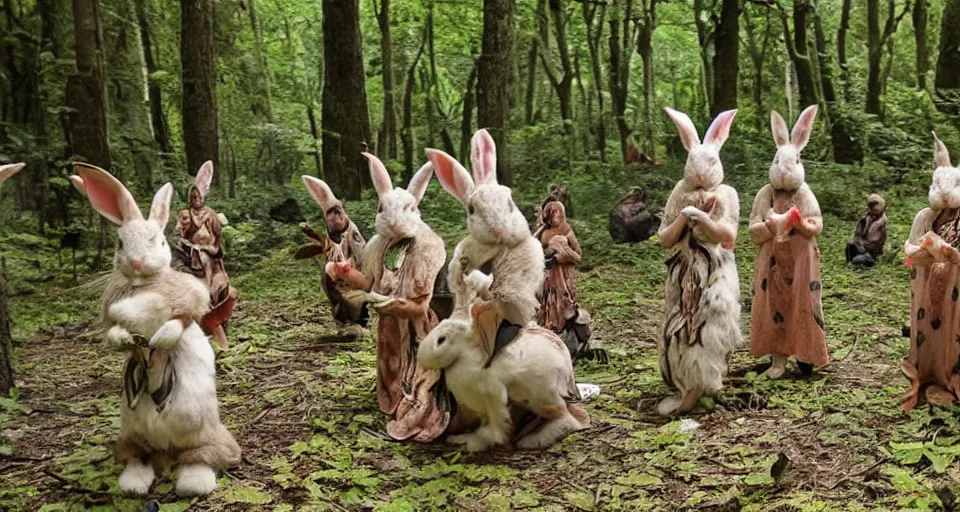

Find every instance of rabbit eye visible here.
[468,205,475,216]
[118,239,124,250]
[377,203,383,214]
[437,336,447,345]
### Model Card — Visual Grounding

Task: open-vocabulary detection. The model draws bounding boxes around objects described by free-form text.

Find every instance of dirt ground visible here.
[2,212,960,511]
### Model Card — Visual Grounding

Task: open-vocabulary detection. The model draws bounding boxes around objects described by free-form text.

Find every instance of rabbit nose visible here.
[491,228,504,239]
[131,259,144,271]
[389,222,399,233]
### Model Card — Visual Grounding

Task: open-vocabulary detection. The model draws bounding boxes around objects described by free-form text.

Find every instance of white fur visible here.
[664,107,737,191]
[0,162,25,185]
[929,132,960,210]
[118,459,155,495]
[769,106,817,191]
[418,283,588,451]
[176,463,218,496]
[363,153,434,240]
[73,164,238,496]
[425,132,545,324]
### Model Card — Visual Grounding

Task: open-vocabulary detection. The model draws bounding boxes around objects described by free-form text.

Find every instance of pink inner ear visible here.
[363,152,394,196]
[77,166,141,225]
[195,161,214,198]
[407,163,434,203]
[933,132,952,168]
[790,105,818,151]
[704,109,737,148]
[303,176,335,211]
[426,149,473,204]
[470,129,497,185]
[663,107,701,151]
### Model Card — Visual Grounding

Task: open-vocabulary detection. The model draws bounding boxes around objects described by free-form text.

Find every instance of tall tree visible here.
[246,0,274,122]
[477,0,515,185]
[779,0,820,109]
[374,0,397,158]
[744,3,774,131]
[710,0,739,116]
[608,0,635,162]
[525,0,545,126]
[636,0,657,159]
[582,1,606,160]
[540,0,575,129]
[181,0,219,174]
[865,0,910,115]
[137,0,171,154]
[401,26,426,181]
[693,0,714,113]
[837,0,853,99]
[935,0,960,117]
[813,0,863,163]
[913,0,929,89]
[68,0,111,170]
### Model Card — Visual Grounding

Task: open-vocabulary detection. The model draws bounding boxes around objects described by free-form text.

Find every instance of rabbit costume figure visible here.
[656,107,743,416]
[298,176,369,338]
[425,130,545,365]
[748,106,829,379]
[72,164,239,497]
[901,133,960,411]
[175,162,236,349]
[327,153,450,441]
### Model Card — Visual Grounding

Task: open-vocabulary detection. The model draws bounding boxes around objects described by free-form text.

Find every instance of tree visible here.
[246,0,274,122]
[181,0,219,174]
[779,0,820,109]
[581,1,606,160]
[540,0,575,130]
[67,0,111,171]
[813,0,863,163]
[477,0,515,185]
[136,0,171,154]
[865,0,910,115]
[837,0,853,99]
[636,0,657,159]
[608,0,635,162]
[935,0,960,117]
[744,3,774,131]
[913,0,929,89]
[710,0,739,116]
[374,0,397,159]
[321,0,372,199]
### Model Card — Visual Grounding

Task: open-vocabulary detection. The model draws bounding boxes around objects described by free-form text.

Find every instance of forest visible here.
[1,0,960,509]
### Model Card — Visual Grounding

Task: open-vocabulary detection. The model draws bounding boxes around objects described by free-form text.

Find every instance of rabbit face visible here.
[376,188,424,240]
[116,220,172,282]
[466,184,526,245]
[770,145,804,191]
[664,107,737,192]
[930,132,960,210]
[684,145,724,190]
[417,317,471,370]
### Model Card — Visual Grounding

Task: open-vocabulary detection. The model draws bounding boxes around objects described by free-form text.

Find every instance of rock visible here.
[269,198,305,224]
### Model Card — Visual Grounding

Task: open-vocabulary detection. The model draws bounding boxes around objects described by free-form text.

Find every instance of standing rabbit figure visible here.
[0,162,24,186]
[72,164,239,496]
[901,133,960,411]
[298,176,368,338]
[656,107,742,416]
[748,106,828,379]
[417,270,589,452]
[425,130,545,364]
[327,154,451,441]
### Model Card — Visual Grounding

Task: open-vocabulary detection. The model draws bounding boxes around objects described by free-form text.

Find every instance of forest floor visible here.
[2,162,960,511]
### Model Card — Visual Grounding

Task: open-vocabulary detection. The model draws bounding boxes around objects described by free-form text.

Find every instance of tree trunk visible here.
[460,59,478,161]
[478,0,515,185]
[307,103,322,178]
[693,0,714,114]
[914,0,928,89]
[545,0,574,129]
[710,0,739,116]
[866,0,909,115]
[68,0,111,169]
[785,0,819,109]
[524,31,539,126]
[582,2,605,161]
[137,0,170,154]
[837,0,852,99]
[936,0,960,117]
[375,0,397,158]
[247,0,274,122]
[608,0,634,162]
[814,0,862,164]
[402,28,426,181]
[0,259,13,396]
[636,1,656,160]
[744,4,772,132]
[181,0,219,174]
[321,0,372,199]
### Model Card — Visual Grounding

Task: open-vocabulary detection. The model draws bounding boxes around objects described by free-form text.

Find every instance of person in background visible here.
[846,194,888,268]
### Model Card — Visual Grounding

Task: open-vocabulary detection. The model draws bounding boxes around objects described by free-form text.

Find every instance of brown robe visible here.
[750,185,829,368]
[535,202,582,333]
[362,229,449,442]
[904,209,960,409]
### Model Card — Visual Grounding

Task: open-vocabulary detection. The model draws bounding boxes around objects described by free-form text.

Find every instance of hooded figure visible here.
[846,194,888,268]
[176,161,236,348]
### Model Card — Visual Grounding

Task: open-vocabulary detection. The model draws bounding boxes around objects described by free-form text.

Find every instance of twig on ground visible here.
[840,334,860,362]
[704,457,751,475]
[827,459,885,490]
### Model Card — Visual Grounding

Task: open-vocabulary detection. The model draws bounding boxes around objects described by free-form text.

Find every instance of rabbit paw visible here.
[465,434,493,453]
[106,325,134,347]
[176,464,218,496]
[464,270,493,294]
[446,433,472,445]
[118,459,155,495]
[655,396,682,416]
[149,320,184,349]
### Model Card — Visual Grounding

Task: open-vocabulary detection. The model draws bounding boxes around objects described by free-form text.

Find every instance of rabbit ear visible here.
[791,105,818,152]
[703,109,737,149]
[75,163,142,226]
[363,152,394,197]
[663,107,701,151]
[425,148,475,205]
[470,129,498,185]
[770,110,790,148]
[149,183,174,226]
[0,163,24,185]
[407,162,434,204]
[933,132,952,168]
[302,175,340,211]
[70,175,87,196]
[194,161,214,198]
